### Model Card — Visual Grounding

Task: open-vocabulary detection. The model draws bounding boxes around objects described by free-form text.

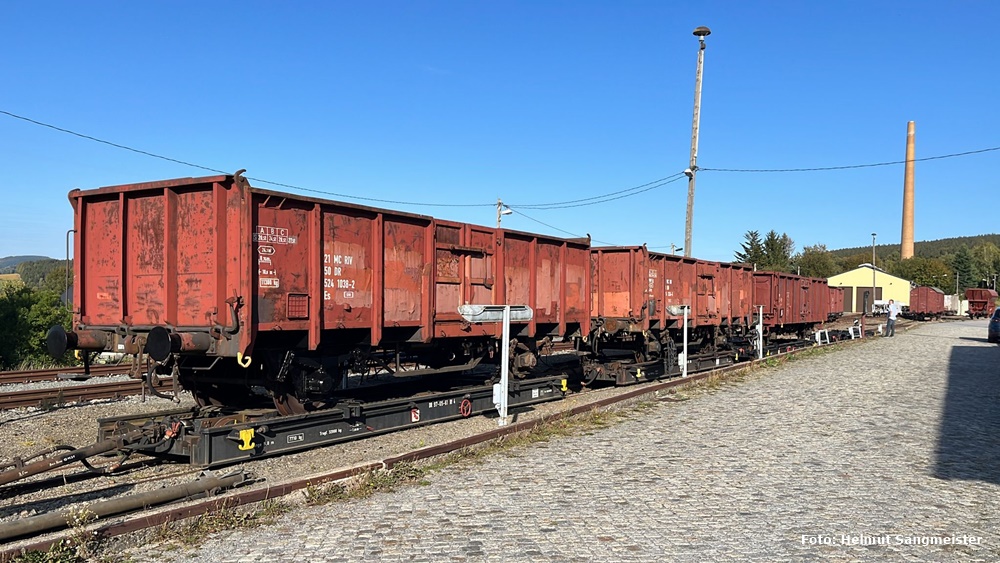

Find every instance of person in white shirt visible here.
[885,299,899,337]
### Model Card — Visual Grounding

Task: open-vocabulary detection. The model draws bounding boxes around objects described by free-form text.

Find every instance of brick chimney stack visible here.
[901,121,916,260]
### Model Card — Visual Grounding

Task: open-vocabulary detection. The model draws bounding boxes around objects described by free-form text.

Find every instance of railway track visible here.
[0,339,836,556]
[0,379,144,410]
[0,365,130,386]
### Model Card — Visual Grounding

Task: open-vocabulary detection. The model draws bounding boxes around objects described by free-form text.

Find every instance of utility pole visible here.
[684,26,711,259]
[871,232,877,309]
[496,198,512,228]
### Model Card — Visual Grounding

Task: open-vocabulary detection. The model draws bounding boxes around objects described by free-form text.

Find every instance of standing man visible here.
[886,299,899,337]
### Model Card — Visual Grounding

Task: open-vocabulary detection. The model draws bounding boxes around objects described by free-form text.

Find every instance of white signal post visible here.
[757,305,764,360]
[682,305,689,379]
[458,304,533,427]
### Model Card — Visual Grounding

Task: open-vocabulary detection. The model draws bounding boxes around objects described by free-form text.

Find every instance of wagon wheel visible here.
[272,384,329,416]
[191,383,260,409]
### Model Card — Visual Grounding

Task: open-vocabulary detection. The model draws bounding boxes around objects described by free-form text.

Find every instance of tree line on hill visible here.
[0,259,73,370]
[733,230,1000,293]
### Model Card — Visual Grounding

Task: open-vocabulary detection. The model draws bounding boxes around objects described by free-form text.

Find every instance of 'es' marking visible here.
[410,408,420,423]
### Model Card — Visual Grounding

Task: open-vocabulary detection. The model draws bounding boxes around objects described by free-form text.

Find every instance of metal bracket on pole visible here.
[458,304,533,427]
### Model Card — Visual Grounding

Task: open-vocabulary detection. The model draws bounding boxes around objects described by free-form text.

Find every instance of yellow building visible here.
[828,264,912,313]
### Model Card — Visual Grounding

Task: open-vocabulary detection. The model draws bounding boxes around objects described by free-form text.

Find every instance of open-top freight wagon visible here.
[965,287,998,319]
[752,272,832,339]
[47,172,590,413]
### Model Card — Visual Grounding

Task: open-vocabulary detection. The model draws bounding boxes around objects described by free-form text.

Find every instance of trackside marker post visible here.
[458,305,533,427]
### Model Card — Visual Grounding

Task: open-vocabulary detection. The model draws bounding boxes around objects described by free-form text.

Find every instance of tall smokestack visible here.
[901,121,916,260]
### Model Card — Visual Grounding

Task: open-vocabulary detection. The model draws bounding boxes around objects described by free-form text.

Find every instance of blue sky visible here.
[1,1,997,263]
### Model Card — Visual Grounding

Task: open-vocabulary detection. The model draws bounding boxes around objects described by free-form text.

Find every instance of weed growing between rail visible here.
[10,507,108,563]
[149,498,292,548]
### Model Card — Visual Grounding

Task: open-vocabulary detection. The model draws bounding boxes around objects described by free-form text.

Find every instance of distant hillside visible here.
[830,234,1000,259]
[0,255,50,274]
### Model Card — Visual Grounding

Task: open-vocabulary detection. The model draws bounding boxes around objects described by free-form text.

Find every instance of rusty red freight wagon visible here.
[752,271,830,338]
[827,286,845,321]
[907,286,945,320]
[965,288,998,319]
[586,246,755,383]
[590,246,755,337]
[47,172,590,412]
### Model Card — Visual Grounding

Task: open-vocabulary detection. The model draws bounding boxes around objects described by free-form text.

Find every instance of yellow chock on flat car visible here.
[238,428,256,451]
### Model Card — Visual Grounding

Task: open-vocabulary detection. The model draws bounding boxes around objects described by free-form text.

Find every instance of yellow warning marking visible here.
[560,379,568,392]
[238,428,255,451]
[635,368,643,379]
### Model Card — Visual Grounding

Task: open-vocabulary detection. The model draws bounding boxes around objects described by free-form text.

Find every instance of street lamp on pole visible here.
[871,232,877,314]
[683,25,711,258]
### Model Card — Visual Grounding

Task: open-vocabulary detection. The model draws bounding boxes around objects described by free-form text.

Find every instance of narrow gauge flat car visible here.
[47,172,590,414]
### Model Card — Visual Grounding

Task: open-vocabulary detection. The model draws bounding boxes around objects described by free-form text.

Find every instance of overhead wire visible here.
[504,208,617,246]
[700,145,1000,173]
[6,108,1000,246]
[510,172,686,209]
[1,109,687,213]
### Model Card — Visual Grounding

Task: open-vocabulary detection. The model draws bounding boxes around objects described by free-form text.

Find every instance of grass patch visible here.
[149,499,292,548]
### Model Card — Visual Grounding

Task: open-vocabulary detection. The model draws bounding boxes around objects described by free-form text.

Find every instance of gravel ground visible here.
[0,363,668,532]
[101,317,998,563]
[0,315,919,556]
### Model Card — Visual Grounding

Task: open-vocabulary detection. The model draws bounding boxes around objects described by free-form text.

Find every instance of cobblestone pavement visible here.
[128,320,1000,562]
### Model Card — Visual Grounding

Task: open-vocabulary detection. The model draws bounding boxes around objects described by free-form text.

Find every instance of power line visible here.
[0,109,687,212]
[701,145,1000,173]
[0,109,230,175]
[0,109,491,208]
[511,173,686,209]
[505,207,617,246]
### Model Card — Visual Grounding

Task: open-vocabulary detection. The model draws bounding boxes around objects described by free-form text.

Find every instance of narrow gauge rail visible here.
[0,365,129,386]
[0,380,143,410]
[0,338,825,551]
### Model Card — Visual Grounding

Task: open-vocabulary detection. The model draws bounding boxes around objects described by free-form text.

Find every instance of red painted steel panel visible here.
[753,271,830,329]
[70,175,252,358]
[590,247,752,333]
[68,175,590,361]
[828,286,845,316]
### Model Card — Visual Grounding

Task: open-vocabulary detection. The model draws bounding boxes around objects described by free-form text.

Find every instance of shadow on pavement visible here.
[933,345,1000,482]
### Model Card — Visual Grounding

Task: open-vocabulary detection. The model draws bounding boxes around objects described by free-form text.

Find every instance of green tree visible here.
[0,281,73,369]
[890,257,953,288]
[761,230,794,272]
[969,242,1000,287]
[41,261,73,296]
[795,244,839,278]
[734,230,765,267]
[836,252,872,273]
[15,259,64,290]
[951,246,977,293]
